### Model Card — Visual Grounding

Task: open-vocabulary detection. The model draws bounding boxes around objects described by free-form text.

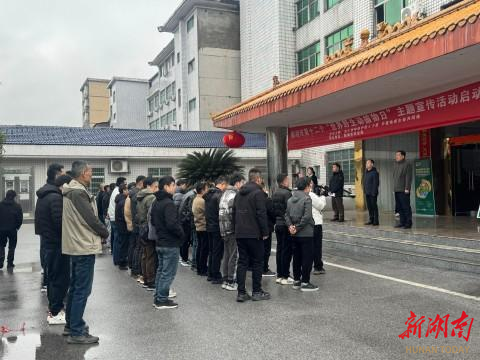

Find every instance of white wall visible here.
[111,81,149,129]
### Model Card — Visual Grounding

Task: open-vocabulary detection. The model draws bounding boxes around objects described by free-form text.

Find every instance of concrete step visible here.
[323,230,480,263]
[323,238,480,274]
[322,223,480,250]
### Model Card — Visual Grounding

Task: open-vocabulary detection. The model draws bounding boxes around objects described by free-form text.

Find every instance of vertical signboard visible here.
[414,159,436,216]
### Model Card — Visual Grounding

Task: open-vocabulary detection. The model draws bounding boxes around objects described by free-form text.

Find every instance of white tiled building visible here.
[239,0,453,190]
[148,0,241,131]
[108,77,149,129]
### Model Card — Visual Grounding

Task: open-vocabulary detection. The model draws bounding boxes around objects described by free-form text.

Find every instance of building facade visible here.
[238,0,458,195]
[0,125,301,218]
[107,77,149,129]
[213,0,480,216]
[148,0,241,131]
[80,78,110,128]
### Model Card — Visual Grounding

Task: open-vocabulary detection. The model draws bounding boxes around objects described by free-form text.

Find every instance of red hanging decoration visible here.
[223,131,245,148]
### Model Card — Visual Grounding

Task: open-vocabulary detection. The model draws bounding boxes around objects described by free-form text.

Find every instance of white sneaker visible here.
[225,283,238,291]
[41,286,47,293]
[47,311,66,325]
[281,277,294,285]
[138,276,144,285]
[276,277,282,284]
[180,261,190,267]
[168,289,177,298]
[221,282,228,289]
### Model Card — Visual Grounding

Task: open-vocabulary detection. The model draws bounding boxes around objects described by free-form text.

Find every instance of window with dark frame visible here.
[297,41,321,75]
[325,23,353,57]
[296,0,318,28]
[187,15,195,32]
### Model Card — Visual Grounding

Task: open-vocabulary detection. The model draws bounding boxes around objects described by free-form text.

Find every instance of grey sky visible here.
[0,0,182,127]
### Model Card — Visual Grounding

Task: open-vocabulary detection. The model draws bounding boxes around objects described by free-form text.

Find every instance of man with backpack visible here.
[136,177,159,290]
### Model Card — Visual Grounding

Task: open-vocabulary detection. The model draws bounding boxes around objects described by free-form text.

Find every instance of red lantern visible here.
[223,131,245,148]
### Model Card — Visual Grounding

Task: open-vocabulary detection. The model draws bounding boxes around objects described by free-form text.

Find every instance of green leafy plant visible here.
[176,148,243,186]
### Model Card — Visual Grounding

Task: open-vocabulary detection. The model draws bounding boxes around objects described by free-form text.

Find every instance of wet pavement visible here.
[1,224,479,360]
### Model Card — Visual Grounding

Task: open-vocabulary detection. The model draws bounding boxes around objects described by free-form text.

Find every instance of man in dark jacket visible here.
[127,176,145,277]
[151,176,184,309]
[203,177,227,284]
[329,162,345,222]
[363,159,380,226]
[393,150,413,229]
[0,190,23,269]
[35,174,71,325]
[114,184,130,270]
[233,168,270,302]
[95,184,105,224]
[173,179,190,266]
[36,163,64,289]
[272,174,293,285]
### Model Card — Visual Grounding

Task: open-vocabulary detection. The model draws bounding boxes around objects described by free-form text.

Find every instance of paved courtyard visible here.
[1,224,479,360]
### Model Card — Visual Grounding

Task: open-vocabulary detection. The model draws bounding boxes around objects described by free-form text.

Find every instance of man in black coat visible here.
[35,173,71,324]
[35,163,65,289]
[363,159,380,226]
[203,176,228,284]
[329,162,345,222]
[0,190,23,269]
[151,176,184,309]
[233,168,270,302]
[272,174,293,284]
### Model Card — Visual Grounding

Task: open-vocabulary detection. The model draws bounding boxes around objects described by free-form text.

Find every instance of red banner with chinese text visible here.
[288,82,480,150]
[419,129,431,159]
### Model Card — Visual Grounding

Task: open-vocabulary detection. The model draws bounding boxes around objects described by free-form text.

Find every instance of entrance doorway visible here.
[0,167,34,217]
[449,135,480,216]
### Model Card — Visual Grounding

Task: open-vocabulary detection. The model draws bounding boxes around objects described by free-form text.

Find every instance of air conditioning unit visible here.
[110,159,129,173]
[401,1,423,21]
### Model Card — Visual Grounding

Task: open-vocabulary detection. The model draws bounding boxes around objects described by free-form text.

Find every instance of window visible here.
[171,82,176,98]
[297,41,321,74]
[148,168,172,177]
[188,59,195,74]
[159,64,164,77]
[167,111,173,126]
[161,114,167,127]
[170,54,175,67]
[375,0,406,25]
[154,94,159,109]
[178,89,182,107]
[112,91,116,103]
[326,0,342,11]
[188,98,196,112]
[149,118,159,129]
[160,90,166,105]
[166,84,172,102]
[187,15,194,32]
[325,24,353,57]
[177,52,180,63]
[172,109,176,125]
[296,0,318,28]
[89,168,105,193]
[113,113,116,120]
[326,148,355,185]
[148,98,153,113]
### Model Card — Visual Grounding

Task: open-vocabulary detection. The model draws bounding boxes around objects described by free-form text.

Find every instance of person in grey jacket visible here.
[219,173,245,290]
[393,150,413,229]
[285,178,317,292]
[62,161,108,345]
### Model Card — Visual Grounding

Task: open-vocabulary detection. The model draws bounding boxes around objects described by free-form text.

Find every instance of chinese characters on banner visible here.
[288,82,480,150]
[418,129,431,159]
[399,311,474,341]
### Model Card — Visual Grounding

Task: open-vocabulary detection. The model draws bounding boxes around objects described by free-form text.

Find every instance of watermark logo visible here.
[399,311,474,355]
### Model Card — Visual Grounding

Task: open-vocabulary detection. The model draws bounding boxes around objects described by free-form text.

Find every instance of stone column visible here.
[266,127,288,194]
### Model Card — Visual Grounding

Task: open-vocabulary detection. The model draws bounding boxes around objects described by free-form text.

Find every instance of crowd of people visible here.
[0,149,412,345]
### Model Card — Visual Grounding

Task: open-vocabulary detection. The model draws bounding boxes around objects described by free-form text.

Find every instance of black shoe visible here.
[262,270,276,277]
[403,224,412,229]
[313,268,326,275]
[66,334,99,344]
[252,291,271,301]
[394,224,405,228]
[119,266,128,271]
[211,279,223,285]
[292,281,302,290]
[365,221,373,225]
[7,263,14,268]
[146,285,155,291]
[330,218,339,222]
[301,283,319,292]
[63,325,90,337]
[153,299,178,309]
[198,272,207,277]
[373,223,379,226]
[207,277,213,282]
[236,292,251,303]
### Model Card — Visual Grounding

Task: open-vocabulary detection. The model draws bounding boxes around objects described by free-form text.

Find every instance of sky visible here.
[0,0,182,127]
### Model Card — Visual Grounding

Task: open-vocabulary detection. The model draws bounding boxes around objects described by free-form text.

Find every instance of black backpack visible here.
[179,193,195,227]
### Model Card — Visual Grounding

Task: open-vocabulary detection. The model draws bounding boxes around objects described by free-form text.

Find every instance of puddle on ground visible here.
[1,330,99,360]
